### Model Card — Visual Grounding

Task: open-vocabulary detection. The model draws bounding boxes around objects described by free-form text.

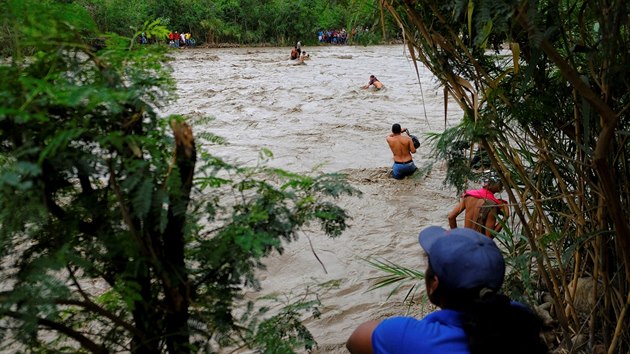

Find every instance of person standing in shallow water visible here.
[346,226,548,354]
[386,123,416,179]
[447,174,509,238]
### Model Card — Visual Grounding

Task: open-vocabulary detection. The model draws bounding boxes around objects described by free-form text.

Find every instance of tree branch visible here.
[2,310,108,354]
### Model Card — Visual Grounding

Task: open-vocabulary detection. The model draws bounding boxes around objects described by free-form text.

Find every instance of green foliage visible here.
[242,293,321,353]
[0,1,359,353]
[353,29,381,46]
[493,229,539,304]
[27,0,395,46]
[385,0,630,351]
[425,119,491,193]
[364,258,425,303]
[77,0,153,36]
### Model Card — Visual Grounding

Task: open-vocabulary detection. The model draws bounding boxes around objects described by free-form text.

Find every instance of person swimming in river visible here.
[362,75,383,90]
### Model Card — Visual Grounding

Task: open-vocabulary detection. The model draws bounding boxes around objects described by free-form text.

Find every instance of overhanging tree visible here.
[0,1,358,352]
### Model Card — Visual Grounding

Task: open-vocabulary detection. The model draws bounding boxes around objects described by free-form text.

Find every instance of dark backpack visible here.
[406,130,420,149]
[411,135,420,149]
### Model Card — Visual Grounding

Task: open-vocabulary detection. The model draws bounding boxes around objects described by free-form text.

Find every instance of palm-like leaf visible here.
[364,258,424,302]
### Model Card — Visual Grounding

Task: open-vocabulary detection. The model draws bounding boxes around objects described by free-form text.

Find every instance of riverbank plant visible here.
[371,0,630,352]
[0,1,358,352]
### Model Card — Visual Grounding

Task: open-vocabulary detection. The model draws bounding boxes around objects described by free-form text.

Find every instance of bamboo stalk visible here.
[607,291,630,354]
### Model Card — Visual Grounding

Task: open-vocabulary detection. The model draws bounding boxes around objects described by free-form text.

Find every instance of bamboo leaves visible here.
[382,0,630,351]
[467,0,474,45]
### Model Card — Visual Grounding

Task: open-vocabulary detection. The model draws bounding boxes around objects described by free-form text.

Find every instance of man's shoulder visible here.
[386,134,400,142]
[373,317,423,349]
[373,312,468,353]
[378,316,421,329]
[377,311,463,333]
[386,134,409,141]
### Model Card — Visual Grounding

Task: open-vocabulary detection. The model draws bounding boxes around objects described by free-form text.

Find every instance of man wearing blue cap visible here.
[346,226,547,354]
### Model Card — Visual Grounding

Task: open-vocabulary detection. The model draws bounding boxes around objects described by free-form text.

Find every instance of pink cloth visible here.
[463,188,503,205]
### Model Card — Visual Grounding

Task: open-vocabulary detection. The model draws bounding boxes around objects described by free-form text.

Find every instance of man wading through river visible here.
[447,174,509,238]
[386,123,417,179]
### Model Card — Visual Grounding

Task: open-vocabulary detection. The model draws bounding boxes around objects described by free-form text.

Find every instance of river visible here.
[166,44,464,353]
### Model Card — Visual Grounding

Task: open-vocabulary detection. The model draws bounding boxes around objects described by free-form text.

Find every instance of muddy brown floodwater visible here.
[165,44,467,353]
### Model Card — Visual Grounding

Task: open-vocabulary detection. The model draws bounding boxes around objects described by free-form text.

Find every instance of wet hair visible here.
[426,264,548,354]
[484,178,503,192]
[392,123,402,134]
[483,171,501,184]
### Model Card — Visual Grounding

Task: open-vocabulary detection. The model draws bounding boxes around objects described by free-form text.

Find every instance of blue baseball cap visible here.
[418,226,505,291]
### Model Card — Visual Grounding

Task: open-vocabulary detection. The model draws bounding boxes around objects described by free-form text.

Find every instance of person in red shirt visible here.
[447,174,509,238]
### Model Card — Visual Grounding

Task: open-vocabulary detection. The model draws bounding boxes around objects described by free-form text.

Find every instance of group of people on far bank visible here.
[168,31,194,48]
[317,26,373,45]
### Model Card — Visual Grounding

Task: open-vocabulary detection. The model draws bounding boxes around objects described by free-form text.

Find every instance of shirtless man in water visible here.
[363,75,383,90]
[386,123,417,179]
[447,176,509,238]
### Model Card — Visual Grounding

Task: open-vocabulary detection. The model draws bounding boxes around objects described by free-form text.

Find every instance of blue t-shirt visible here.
[372,309,470,354]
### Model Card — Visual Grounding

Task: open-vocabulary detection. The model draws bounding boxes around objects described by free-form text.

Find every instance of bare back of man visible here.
[386,134,415,163]
[363,75,384,90]
[387,124,417,179]
[448,196,507,237]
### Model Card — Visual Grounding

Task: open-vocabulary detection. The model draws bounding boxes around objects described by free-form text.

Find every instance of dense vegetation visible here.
[381,0,630,352]
[71,0,396,46]
[0,0,359,352]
